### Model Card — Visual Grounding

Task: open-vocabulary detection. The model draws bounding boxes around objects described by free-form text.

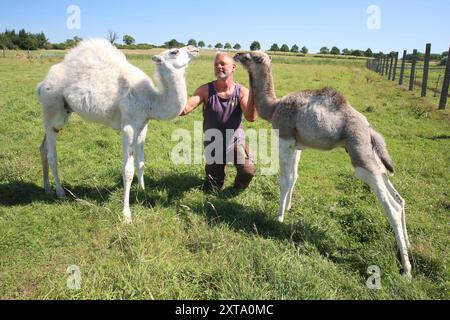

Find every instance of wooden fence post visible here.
[409,49,417,91]
[385,54,390,76]
[392,52,399,81]
[434,75,441,98]
[388,52,394,80]
[399,50,407,85]
[421,43,431,97]
[380,56,385,75]
[439,45,450,109]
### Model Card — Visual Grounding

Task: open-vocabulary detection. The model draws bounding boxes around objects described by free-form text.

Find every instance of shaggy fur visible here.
[235,51,411,277]
[37,39,199,224]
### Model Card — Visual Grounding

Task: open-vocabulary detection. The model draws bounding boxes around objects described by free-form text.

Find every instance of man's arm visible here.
[180,85,208,116]
[240,85,258,122]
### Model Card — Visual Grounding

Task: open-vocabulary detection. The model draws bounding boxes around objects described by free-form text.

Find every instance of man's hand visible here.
[240,85,258,122]
[180,85,207,116]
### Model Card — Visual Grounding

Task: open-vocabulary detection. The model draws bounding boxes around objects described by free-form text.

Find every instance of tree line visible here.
[1,29,447,63]
[0,29,49,50]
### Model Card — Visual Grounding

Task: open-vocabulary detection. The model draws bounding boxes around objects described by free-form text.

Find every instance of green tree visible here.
[364,48,373,57]
[351,49,364,57]
[215,42,223,49]
[18,29,38,50]
[319,47,330,54]
[280,44,289,52]
[165,39,185,48]
[291,44,299,53]
[63,36,82,49]
[224,42,232,50]
[198,41,205,48]
[250,41,261,51]
[233,43,241,50]
[330,46,340,55]
[123,35,135,46]
[301,46,308,54]
[36,32,49,49]
[269,43,280,51]
[187,39,197,47]
[0,29,17,49]
[342,48,351,55]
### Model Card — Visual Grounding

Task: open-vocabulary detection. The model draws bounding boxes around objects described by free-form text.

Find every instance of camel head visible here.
[152,46,200,70]
[234,51,272,71]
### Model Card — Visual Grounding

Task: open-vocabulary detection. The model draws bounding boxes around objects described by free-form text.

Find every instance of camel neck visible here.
[249,66,278,122]
[152,67,187,120]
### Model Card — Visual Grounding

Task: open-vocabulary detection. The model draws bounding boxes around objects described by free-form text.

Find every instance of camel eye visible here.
[170,49,179,55]
[253,56,264,64]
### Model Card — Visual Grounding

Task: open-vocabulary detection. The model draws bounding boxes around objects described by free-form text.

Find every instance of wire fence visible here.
[366,43,450,109]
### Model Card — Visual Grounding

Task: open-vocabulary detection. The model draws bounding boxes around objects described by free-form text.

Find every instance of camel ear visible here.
[269,56,272,61]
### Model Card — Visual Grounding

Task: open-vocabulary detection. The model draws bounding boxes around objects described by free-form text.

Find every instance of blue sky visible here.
[0,0,448,53]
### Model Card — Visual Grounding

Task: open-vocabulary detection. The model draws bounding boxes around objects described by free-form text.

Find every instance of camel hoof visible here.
[123,210,132,225]
[277,215,285,223]
[402,262,412,279]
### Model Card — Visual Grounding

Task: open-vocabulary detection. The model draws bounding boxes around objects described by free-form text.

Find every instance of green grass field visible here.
[0,51,449,299]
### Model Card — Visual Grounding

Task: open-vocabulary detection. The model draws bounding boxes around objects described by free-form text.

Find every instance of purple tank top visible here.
[203,82,245,154]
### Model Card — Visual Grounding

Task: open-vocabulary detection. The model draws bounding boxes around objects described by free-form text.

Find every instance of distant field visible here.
[0,51,449,299]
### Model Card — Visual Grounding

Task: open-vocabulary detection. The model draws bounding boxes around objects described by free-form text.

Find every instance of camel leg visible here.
[46,130,65,198]
[383,175,410,248]
[135,124,148,191]
[277,138,296,223]
[355,167,412,277]
[39,134,52,195]
[286,149,302,211]
[122,123,136,224]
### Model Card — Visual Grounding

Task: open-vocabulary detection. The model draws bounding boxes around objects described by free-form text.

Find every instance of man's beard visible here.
[216,70,232,80]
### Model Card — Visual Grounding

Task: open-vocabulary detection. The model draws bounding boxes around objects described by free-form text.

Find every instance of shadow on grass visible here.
[1,175,414,279]
[0,180,121,207]
[0,173,204,208]
[131,173,382,277]
[183,196,345,268]
[0,181,56,206]
[411,251,447,284]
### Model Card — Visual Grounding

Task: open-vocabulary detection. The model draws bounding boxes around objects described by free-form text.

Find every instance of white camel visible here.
[234,51,412,277]
[37,39,199,224]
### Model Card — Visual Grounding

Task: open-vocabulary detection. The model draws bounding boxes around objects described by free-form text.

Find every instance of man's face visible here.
[214,54,236,80]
